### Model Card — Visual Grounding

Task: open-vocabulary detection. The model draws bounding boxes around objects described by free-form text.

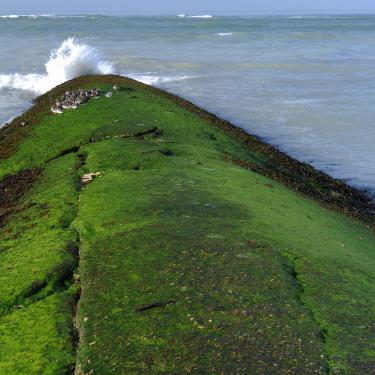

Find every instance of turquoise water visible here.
[0,14,374,194]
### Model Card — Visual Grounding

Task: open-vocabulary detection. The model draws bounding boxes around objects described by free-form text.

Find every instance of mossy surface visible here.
[0,75,374,374]
[0,287,78,375]
[0,152,80,372]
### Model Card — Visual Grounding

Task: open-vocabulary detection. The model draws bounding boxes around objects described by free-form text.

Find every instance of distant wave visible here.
[0,38,113,94]
[127,73,195,86]
[282,98,323,106]
[50,15,89,18]
[0,14,20,18]
[215,32,234,36]
[0,14,54,19]
[178,14,213,19]
[0,14,90,19]
[286,16,319,19]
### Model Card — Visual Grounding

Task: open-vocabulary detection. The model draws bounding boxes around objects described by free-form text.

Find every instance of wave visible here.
[127,73,195,86]
[0,14,92,19]
[0,15,21,18]
[0,14,55,19]
[215,32,234,36]
[0,38,195,96]
[0,38,114,94]
[178,14,213,19]
[286,16,319,19]
[282,98,323,106]
[49,15,89,18]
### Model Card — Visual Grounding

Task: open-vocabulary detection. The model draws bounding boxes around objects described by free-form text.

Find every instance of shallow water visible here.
[0,14,374,194]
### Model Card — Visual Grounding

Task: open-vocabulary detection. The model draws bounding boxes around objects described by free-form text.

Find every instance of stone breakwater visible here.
[51,88,101,114]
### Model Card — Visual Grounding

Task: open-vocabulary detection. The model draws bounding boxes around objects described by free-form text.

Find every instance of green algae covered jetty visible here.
[0,75,374,374]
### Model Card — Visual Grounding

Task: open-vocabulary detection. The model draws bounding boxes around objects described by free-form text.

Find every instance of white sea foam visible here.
[0,14,56,19]
[0,14,89,19]
[178,14,213,19]
[287,16,319,19]
[0,15,20,18]
[282,98,323,106]
[215,32,234,36]
[50,15,88,18]
[127,73,195,85]
[0,38,114,94]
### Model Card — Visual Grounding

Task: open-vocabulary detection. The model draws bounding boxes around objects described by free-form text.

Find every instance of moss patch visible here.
[0,288,78,375]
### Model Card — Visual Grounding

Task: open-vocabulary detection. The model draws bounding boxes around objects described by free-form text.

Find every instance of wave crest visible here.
[178,14,213,19]
[0,14,20,18]
[0,14,90,19]
[0,38,114,94]
[215,32,234,36]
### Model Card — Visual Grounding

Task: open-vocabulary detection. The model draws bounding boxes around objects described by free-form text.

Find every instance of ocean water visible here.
[0,14,374,195]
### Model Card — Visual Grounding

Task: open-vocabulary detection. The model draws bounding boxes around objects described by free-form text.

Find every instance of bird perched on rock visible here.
[50,88,102,114]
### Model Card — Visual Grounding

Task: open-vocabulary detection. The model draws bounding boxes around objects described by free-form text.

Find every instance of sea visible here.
[0,14,374,195]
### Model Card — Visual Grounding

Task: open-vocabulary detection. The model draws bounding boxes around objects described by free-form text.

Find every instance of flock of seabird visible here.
[50,85,119,114]
[50,88,102,114]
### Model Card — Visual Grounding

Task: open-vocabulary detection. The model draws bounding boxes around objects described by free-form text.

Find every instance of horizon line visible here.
[3,10,375,16]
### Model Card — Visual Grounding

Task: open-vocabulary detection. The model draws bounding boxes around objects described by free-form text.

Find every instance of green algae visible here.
[75,137,374,374]
[0,287,78,374]
[0,154,79,315]
[0,154,80,373]
[0,75,374,374]
[74,166,327,374]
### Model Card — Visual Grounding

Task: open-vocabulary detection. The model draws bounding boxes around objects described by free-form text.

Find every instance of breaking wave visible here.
[0,14,21,18]
[0,14,92,19]
[178,14,213,19]
[286,16,320,19]
[0,38,114,94]
[215,32,234,36]
[0,14,56,19]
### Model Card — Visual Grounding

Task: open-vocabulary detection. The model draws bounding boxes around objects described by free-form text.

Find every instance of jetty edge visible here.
[0,74,373,374]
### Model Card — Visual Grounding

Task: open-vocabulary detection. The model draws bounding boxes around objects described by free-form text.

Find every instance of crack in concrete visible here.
[72,148,86,375]
[0,254,77,318]
[47,126,162,165]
